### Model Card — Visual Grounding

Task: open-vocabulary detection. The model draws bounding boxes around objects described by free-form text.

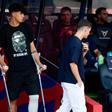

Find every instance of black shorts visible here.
[6,70,40,101]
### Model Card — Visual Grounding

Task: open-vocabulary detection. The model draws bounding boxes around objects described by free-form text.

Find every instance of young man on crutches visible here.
[0,3,47,112]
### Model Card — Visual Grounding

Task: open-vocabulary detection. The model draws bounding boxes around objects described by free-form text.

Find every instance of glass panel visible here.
[53,0,81,13]
[92,0,112,14]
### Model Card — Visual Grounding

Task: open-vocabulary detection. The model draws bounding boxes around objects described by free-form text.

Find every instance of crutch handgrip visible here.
[32,53,47,112]
[1,71,12,112]
[0,65,9,74]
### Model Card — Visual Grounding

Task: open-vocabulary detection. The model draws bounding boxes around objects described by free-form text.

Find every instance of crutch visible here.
[40,55,59,69]
[38,72,46,112]
[1,71,12,112]
[32,53,46,112]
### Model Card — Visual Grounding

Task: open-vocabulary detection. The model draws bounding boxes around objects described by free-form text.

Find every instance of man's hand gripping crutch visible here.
[32,50,47,112]
[0,55,12,112]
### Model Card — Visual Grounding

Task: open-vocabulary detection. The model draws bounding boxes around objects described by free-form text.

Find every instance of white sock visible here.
[28,95,39,112]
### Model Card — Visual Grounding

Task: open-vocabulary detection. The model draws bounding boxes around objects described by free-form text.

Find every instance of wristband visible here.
[31,50,37,54]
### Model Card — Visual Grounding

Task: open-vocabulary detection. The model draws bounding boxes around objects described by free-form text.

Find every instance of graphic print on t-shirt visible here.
[12,31,28,57]
[97,27,111,40]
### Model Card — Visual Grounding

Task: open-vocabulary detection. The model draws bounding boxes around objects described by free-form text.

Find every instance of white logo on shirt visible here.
[101,30,108,37]
[12,31,28,57]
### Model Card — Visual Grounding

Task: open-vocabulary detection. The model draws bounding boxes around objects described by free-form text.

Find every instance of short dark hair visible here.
[60,7,71,13]
[77,19,92,30]
[95,7,107,16]
[8,3,26,14]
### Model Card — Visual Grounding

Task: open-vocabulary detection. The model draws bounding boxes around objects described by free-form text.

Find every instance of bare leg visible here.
[11,100,17,112]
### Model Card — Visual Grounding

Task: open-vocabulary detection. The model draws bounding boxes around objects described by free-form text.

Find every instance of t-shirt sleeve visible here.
[68,45,81,64]
[25,23,35,43]
[0,27,5,48]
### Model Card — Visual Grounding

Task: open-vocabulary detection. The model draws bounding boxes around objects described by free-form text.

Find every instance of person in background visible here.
[0,3,47,112]
[56,19,92,112]
[53,6,78,54]
[88,7,112,63]
[88,7,112,112]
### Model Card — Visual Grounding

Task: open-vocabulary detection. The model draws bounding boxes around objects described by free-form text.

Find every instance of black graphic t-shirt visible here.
[0,23,36,72]
[93,23,112,55]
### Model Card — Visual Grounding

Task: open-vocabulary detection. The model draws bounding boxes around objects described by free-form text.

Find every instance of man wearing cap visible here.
[0,3,47,112]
